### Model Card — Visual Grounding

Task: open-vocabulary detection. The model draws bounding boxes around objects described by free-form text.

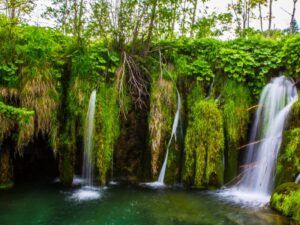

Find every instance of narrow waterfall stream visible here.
[71,90,101,201]
[219,76,298,206]
[144,89,181,187]
[82,90,97,186]
[157,89,181,184]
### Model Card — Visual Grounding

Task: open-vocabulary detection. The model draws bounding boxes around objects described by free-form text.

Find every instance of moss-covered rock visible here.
[148,79,176,181]
[271,182,300,224]
[221,81,251,182]
[95,83,120,185]
[276,100,300,187]
[276,128,300,186]
[183,99,224,188]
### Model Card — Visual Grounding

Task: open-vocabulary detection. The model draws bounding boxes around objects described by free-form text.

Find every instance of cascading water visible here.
[218,76,298,206]
[82,90,97,186]
[144,89,181,187]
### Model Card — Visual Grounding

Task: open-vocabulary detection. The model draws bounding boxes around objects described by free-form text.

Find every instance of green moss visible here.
[221,81,251,182]
[95,83,120,185]
[271,183,300,224]
[289,100,300,128]
[183,99,224,188]
[276,129,300,186]
[276,100,300,187]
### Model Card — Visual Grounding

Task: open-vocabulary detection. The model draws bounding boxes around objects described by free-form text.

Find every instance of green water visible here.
[0,183,291,225]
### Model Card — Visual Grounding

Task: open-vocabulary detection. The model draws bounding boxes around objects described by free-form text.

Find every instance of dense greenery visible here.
[0,1,300,221]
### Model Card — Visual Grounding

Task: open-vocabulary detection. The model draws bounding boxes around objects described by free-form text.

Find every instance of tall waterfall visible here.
[157,89,181,184]
[238,76,298,196]
[82,90,97,186]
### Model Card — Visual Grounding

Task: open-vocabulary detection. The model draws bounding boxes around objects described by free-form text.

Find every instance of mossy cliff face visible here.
[183,98,224,188]
[271,183,300,224]
[221,81,251,182]
[275,100,300,187]
[114,104,149,182]
[148,78,179,183]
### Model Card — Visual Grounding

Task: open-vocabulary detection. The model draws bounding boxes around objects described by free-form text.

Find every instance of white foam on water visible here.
[73,176,86,185]
[216,188,270,208]
[109,181,119,186]
[70,186,101,201]
[53,176,86,186]
[53,177,60,183]
[140,181,167,189]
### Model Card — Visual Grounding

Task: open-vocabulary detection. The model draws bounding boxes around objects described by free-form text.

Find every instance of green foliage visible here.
[0,101,34,122]
[159,36,284,97]
[271,183,300,224]
[195,13,232,38]
[183,99,224,188]
[217,48,255,83]
[281,34,300,77]
[187,57,214,82]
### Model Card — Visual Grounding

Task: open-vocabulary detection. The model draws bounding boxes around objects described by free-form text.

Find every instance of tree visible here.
[291,18,299,33]
[43,0,86,43]
[268,0,277,33]
[290,0,298,33]
[229,0,267,35]
[0,0,35,21]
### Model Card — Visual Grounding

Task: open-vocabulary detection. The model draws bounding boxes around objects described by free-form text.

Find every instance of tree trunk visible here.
[131,5,147,54]
[77,0,84,45]
[268,0,273,32]
[259,3,263,31]
[190,0,198,38]
[247,0,251,28]
[144,0,158,56]
[62,0,69,34]
[290,0,298,33]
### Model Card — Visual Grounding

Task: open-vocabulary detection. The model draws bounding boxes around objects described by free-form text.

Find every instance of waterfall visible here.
[218,76,298,206]
[82,90,97,186]
[296,174,300,184]
[157,89,181,184]
[238,76,298,196]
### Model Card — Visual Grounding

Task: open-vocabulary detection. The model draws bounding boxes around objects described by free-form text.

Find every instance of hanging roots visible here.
[117,51,149,111]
